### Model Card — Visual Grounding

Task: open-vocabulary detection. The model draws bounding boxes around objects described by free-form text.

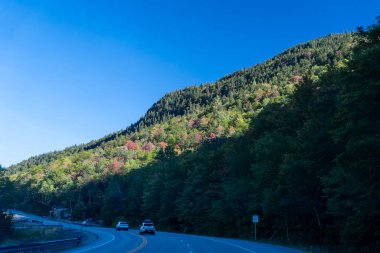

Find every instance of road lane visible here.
[10,210,304,253]
[9,210,145,253]
[135,231,303,253]
[65,228,144,253]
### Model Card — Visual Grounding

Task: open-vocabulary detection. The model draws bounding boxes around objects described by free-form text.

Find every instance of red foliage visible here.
[113,159,121,170]
[125,140,139,151]
[112,158,124,173]
[142,142,155,151]
[194,133,203,143]
[209,132,217,140]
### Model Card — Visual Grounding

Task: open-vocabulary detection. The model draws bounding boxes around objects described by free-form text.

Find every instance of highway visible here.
[10,210,304,253]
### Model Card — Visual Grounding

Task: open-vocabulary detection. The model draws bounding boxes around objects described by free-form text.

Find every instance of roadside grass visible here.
[0,227,84,247]
[1,227,61,246]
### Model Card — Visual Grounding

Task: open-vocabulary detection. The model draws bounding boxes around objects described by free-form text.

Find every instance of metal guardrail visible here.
[0,237,81,253]
[14,225,63,230]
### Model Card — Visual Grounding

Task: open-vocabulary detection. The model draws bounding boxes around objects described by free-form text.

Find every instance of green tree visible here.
[323,20,380,253]
[0,211,13,242]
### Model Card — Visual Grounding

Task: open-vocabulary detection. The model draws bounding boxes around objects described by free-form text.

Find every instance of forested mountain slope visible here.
[1,21,379,253]
[7,33,352,173]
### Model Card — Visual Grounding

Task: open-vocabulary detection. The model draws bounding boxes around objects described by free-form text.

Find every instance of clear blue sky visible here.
[0,0,378,167]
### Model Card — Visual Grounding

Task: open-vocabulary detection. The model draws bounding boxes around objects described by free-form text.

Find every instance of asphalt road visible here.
[10,210,304,253]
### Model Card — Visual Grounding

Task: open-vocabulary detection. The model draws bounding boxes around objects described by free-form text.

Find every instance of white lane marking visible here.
[200,237,257,253]
[72,230,116,253]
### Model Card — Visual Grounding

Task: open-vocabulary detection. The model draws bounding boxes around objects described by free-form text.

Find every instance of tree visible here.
[323,20,380,253]
[142,142,155,151]
[125,140,139,151]
[0,211,13,242]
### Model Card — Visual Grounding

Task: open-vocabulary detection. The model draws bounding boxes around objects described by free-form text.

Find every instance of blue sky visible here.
[0,0,378,167]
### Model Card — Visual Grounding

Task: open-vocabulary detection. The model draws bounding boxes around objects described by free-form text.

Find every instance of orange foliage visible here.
[159,141,168,149]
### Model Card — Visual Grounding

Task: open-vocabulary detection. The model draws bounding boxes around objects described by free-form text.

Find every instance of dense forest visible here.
[1,20,379,252]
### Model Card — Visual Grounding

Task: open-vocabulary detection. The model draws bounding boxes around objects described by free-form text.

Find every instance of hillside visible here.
[7,33,353,173]
[1,21,379,253]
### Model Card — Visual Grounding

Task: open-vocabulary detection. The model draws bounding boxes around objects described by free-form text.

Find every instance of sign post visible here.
[252,215,259,241]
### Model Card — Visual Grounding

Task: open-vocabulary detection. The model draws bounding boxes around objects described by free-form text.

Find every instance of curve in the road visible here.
[125,233,147,253]
[73,230,115,253]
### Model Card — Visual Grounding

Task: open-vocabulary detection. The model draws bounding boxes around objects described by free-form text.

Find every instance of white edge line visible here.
[201,237,257,253]
[72,230,116,253]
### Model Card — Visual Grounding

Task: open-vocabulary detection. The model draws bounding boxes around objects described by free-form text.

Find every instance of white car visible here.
[116,221,129,231]
[82,218,100,227]
[139,219,155,235]
[82,218,94,226]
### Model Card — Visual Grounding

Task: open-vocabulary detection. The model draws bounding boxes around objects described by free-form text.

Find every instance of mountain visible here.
[7,33,353,173]
[1,21,379,253]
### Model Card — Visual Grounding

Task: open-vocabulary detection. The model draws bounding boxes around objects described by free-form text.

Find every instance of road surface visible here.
[10,210,304,253]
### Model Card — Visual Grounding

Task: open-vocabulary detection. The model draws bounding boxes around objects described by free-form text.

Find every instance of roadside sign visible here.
[252,214,259,241]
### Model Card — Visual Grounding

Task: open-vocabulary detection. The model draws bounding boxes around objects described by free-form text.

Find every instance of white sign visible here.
[252,215,259,223]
